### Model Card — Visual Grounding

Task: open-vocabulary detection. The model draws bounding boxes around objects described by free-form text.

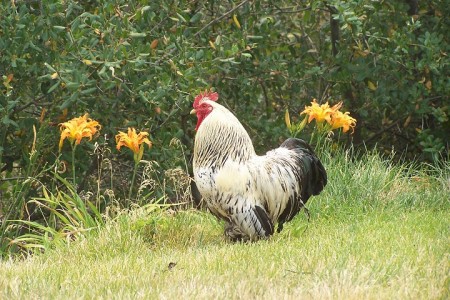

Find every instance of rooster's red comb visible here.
[193,90,219,108]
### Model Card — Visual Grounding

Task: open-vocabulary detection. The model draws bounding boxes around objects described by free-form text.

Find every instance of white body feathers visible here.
[193,100,327,241]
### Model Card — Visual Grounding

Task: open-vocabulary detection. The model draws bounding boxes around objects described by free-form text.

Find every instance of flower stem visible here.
[128,161,139,201]
[71,143,77,188]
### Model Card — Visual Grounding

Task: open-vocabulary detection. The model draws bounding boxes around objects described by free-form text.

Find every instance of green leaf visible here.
[2,116,19,128]
[81,87,97,95]
[129,32,147,38]
[141,6,151,13]
[247,35,263,40]
[47,81,60,94]
[190,12,202,23]
[303,10,311,23]
[195,49,204,60]
[176,13,187,23]
[44,63,57,73]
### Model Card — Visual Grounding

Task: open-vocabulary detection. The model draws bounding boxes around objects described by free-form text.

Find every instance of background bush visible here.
[0,0,448,208]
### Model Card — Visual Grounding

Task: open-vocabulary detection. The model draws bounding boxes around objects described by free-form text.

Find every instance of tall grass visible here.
[0,125,52,255]
[2,174,103,254]
[1,136,192,257]
[318,147,448,210]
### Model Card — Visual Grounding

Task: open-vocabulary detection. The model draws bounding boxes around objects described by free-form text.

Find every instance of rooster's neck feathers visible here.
[194,101,255,168]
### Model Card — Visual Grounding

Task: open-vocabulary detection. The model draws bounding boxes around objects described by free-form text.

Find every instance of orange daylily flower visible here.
[301,99,342,124]
[330,110,357,133]
[115,128,152,163]
[59,114,101,150]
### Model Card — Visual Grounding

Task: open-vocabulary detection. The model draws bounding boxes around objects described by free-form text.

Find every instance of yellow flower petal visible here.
[59,114,101,150]
[330,110,357,133]
[300,99,335,124]
[285,109,291,129]
[116,128,152,162]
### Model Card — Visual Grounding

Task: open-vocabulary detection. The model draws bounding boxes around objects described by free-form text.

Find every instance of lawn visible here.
[0,153,448,299]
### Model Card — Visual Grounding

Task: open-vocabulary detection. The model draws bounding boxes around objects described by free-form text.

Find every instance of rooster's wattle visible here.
[191,91,327,241]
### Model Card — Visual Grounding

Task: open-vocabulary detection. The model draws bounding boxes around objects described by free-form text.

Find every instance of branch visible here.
[275,7,311,14]
[194,0,251,37]
[357,119,402,146]
[0,176,26,182]
[258,80,270,118]
[12,93,48,114]
[271,4,311,14]
[326,5,340,57]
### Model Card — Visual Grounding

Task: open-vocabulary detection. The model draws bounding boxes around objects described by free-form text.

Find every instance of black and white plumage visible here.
[191,91,327,241]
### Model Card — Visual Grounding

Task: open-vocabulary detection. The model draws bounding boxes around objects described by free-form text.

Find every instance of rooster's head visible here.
[191,90,219,131]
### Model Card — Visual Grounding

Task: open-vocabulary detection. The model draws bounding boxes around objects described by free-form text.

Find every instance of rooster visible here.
[191,90,327,241]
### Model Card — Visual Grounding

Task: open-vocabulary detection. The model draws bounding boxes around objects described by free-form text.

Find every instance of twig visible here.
[275,8,311,14]
[271,4,311,14]
[12,94,48,114]
[0,176,26,182]
[258,80,270,118]
[358,119,402,146]
[194,0,251,37]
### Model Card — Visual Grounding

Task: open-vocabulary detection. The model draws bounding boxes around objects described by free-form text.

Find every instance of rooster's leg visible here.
[224,222,250,242]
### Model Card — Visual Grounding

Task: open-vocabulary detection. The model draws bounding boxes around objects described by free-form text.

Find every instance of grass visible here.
[0,151,449,299]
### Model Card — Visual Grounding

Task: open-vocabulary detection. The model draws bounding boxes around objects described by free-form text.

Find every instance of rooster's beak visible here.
[190,109,196,115]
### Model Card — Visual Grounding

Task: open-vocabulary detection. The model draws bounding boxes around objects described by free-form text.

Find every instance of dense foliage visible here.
[0,1,448,253]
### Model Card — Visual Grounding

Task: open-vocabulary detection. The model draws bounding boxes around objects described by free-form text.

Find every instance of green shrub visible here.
[1,1,448,242]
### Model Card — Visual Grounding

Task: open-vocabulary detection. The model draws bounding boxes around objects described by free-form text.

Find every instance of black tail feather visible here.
[276,138,327,229]
[281,138,327,198]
